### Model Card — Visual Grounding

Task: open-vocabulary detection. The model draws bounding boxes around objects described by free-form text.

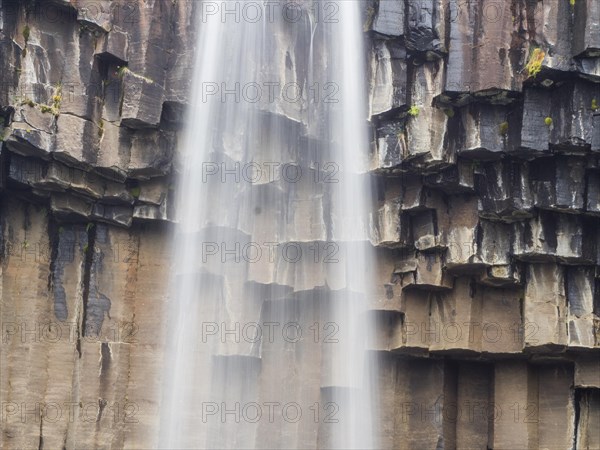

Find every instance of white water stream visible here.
[159,2,377,448]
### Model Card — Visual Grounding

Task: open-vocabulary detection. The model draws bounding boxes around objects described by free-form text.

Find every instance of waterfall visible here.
[159,2,377,448]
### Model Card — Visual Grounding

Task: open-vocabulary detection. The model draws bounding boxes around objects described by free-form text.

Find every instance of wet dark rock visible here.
[95,27,128,63]
[530,156,586,212]
[405,0,445,56]
[476,160,533,221]
[573,0,600,58]
[373,119,405,170]
[84,225,113,337]
[372,0,404,38]
[76,0,112,32]
[133,202,169,222]
[548,82,598,153]
[405,59,452,169]
[160,101,186,131]
[529,0,573,75]
[575,56,600,81]
[442,0,524,104]
[5,118,55,160]
[2,1,600,449]
[457,103,511,159]
[0,39,21,106]
[50,193,93,219]
[91,203,133,227]
[51,224,85,321]
[423,160,475,193]
[515,88,553,156]
[369,39,407,116]
[54,114,101,169]
[513,211,597,264]
[120,69,165,129]
[586,170,600,214]
[8,153,45,187]
[127,129,174,179]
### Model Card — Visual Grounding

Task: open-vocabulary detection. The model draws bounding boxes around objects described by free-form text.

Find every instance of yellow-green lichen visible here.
[21,98,35,108]
[525,48,545,78]
[52,85,62,110]
[408,105,420,117]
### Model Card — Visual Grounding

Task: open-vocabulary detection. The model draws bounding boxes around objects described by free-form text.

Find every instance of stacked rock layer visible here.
[0,1,599,449]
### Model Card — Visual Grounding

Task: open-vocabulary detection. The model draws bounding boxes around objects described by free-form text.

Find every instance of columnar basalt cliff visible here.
[0,1,599,449]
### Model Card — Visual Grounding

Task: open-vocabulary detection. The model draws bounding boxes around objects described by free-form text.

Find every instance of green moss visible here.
[22,25,30,43]
[570,0,575,6]
[443,108,455,118]
[592,98,598,112]
[116,65,129,78]
[52,89,62,109]
[525,48,545,78]
[97,119,104,138]
[115,65,154,83]
[86,222,95,232]
[130,186,141,199]
[408,105,420,117]
[0,127,8,142]
[499,121,509,136]
[544,117,553,126]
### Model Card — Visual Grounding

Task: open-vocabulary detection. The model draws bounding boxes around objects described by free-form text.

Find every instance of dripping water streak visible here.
[159,2,378,448]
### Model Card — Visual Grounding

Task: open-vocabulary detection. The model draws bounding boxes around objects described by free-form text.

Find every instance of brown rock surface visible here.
[1,0,599,448]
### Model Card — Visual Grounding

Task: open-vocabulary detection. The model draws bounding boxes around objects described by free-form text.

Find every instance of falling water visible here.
[159,1,377,448]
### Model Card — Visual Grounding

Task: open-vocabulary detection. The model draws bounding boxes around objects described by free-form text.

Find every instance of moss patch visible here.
[525,48,545,78]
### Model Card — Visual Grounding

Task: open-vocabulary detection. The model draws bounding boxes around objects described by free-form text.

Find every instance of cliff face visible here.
[0,1,599,449]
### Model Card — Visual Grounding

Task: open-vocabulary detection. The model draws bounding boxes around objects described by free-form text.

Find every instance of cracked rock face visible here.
[1,1,600,449]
